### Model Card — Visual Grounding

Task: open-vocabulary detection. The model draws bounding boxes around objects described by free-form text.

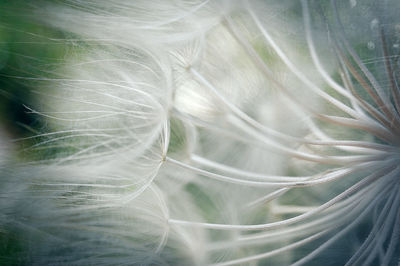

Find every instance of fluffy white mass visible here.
[1,0,400,265]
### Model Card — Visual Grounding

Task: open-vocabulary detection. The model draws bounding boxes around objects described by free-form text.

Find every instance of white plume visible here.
[1,0,400,265]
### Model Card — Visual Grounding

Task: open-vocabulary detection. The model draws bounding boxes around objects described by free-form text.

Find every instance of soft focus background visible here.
[0,2,65,264]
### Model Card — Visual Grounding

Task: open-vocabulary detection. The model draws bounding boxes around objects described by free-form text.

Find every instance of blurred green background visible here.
[0,1,68,140]
[0,2,67,264]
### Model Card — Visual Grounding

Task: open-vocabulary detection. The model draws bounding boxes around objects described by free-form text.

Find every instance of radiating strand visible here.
[246,5,361,119]
[344,184,400,266]
[148,184,170,254]
[61,82,160,110]
[337,48,400,135]
[338,58,367,115]
[290,181,394,266]
[222,14,395,143]
[210,229,329,266]
[363,189,400,265]
[248,170,366,213]
[188,67,304,145]
[317,113,397,144]
[208,191,363,251]
[379,26,400,116]
[168,165,399,230]
[13,126,160,142]
[316,1,398,132]
[177,70,373,163]
[176,108,393,154]
[167,155,382,187]
[331,0,400,125]
[190,154,309,182]
[23,104,153,123]
[381,200,400,266]
[242,182,373,243]
[230,115,388,165]
[224,14,375,143]
[301,0,361,103]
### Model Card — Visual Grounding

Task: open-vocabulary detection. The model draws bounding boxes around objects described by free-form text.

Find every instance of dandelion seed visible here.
[1,0,400,265]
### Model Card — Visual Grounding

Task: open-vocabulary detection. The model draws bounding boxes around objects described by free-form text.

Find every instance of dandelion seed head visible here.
[2,0,400,265]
